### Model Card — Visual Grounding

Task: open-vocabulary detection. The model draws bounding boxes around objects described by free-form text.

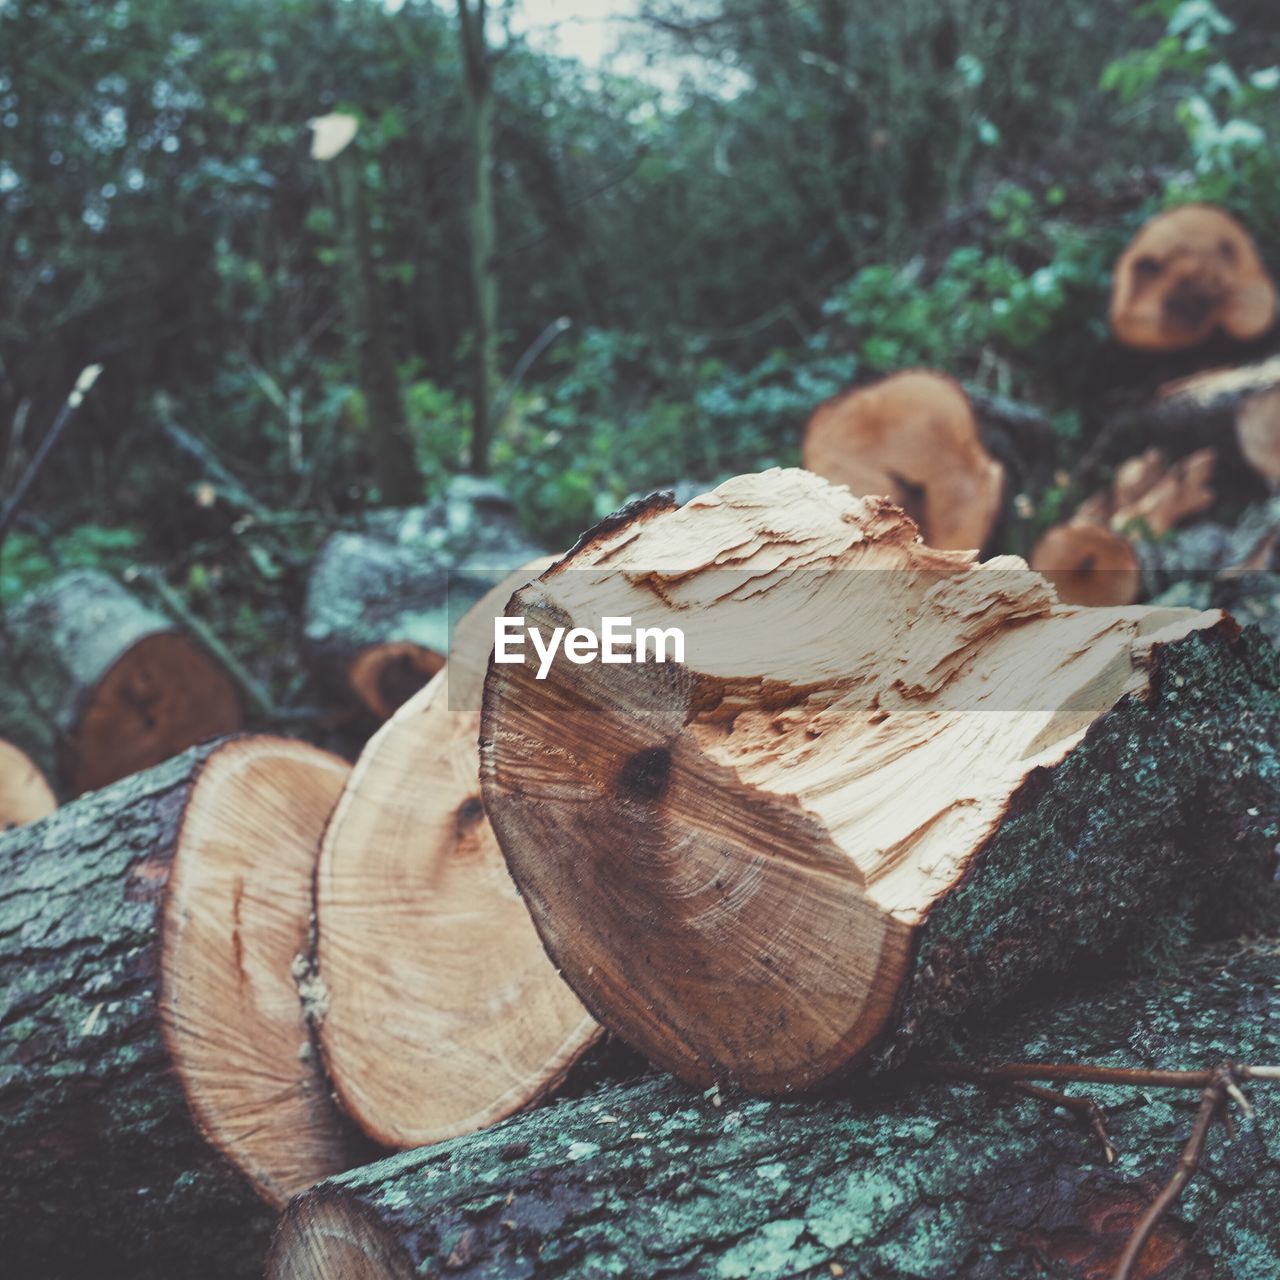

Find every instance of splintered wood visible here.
[480,468,1280,1094]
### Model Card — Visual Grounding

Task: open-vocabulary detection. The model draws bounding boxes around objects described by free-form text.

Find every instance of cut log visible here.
[268,922,1280,1280]
[1028,523,1142,607]
[0,736,357,1278]
[0,737,56,828]
[303,476,543,720]
[314,559,601,1149]
[1237,385,1280,488]
[480,469,1280,1095]
[1029,448,1216,606]
[1109,204,1276,350]
[802,370,1005,551]
[0,568,242,795]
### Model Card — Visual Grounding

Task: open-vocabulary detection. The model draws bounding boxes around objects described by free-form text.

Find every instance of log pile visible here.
[0,737,357,1279]
[302,476,543,720]
[0,568,242,795]
[480,469,1280,1093]
[268,919,1280,1280]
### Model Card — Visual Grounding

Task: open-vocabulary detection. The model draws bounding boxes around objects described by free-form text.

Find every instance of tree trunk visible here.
[313,559,600,1151]
[0,568,242,795]
[480,469,1280,1096]
[328,146,423,506]
[302,477,542,720]
[459,0,499,477]
[267,920,1280,1280]
[0,737,359,1279]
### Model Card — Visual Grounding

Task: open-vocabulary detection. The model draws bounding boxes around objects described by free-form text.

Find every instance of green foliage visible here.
[1102,0,1280,225]
[823,187,1115,399]
[0,526,143,603]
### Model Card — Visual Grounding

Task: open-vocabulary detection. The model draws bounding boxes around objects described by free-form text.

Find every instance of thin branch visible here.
[1110,1069,1233,1280]
[1009,1081,1117,1166]
[0,366,102,552]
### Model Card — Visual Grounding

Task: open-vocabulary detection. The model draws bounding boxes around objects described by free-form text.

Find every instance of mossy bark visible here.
[0,568,173,785]
[270,919,1280,1280]
[875,623,1280,1073]
[0,745,273,1280]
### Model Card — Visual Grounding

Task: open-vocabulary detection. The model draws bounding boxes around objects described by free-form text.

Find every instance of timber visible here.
[0,737,55,828]
[0,737,357,1278]
[314,560,601,1150]
[303,476,541,719]
[802,370,1005,550]
[0,568,241,794]
[480,469,1280,1095]
[267,920,1280,1280]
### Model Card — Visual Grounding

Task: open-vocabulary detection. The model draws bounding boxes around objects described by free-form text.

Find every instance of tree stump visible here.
[0,736,358,1278]
[0,568,241,795]
[267,921,1280,1280]
[314,560,601,1149]
[480,469,1280,1095]
[0,737,55,829]
[303,476,543,719]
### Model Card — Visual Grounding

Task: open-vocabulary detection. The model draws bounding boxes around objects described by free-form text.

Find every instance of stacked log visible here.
[480,469,1280,1094]
[0,736,358,1279]
[312,560,602,1150]
[0,568,241,795]
[267,920,1280,1280]
[303,476,543,720]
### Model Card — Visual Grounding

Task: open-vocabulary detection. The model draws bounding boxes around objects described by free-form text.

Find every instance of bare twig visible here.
[1110,1066,1236,1280]
[1009,1081,1117,1166]
[0,365,102,552]
[925,1058,1273,1280]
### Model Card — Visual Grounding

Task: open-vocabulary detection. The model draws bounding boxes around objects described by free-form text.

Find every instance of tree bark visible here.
[0,568,241,795]
[268,919,1280,1280]
[480,469,1280,1096]
[302,477,542,719]
[0,738,358,1278]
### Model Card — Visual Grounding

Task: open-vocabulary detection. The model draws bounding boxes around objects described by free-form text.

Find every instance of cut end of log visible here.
[346,642,445,722]
[74,631,242,794]
[801,370,1005,551]
[316,561,599,1149]
[1237,386,1280,487]
[268,1192,414,1280]
[1110,204,1276,350]
[480,468,1250,1094]
[0,738,56,829]
[1029,524,1143,607]
[162,736,354,1207]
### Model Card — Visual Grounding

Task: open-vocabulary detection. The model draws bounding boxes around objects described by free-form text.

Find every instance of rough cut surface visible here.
[268,918,1280,1280]
[0,567,241,793]
[481,469,1280,1094]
